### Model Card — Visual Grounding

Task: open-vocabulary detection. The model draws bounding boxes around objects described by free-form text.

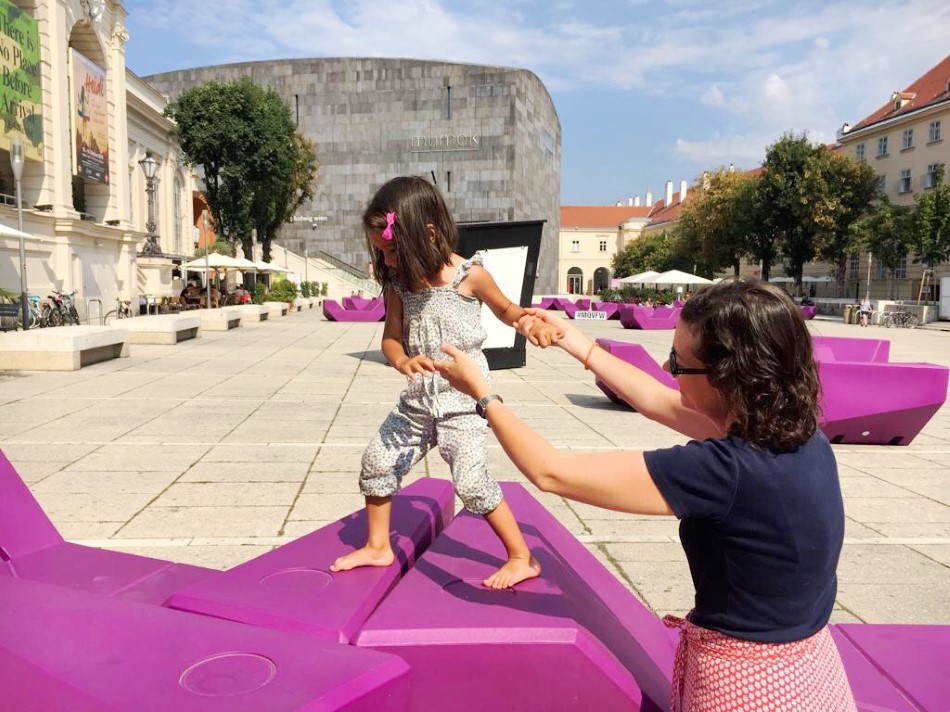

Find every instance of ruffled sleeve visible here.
[452,251,484,288]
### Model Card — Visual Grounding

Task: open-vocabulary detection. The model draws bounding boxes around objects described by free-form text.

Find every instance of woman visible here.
[433,279,856,711]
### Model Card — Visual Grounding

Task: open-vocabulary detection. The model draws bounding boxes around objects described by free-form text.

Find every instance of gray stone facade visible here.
[145,58,561,294]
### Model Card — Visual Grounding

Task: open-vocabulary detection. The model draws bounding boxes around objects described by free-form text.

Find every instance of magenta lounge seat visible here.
[323,299,385,322]
[619,305,681,330]
[818,360,948,445]
[342,296,382,311]
[166,478,455,643]
[356,482,674,711]
[0,576,410,712]
[530,297,557,309]
[812,335,890,363]
[0,450,212,603]
[594,339,677,405]
[801,305,817,319]
[593,302,621,319]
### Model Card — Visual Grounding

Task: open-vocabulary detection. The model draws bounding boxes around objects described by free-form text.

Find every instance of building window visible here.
[898,169,912,193]
[542,130,555,156]
[446,86,452,119]
[446,170,452,192]
[848,253,859,277]
[571,240,580,253]
[924,163,942,189]
[929,120,942,143]
[895,255,906,279]
[901,128,913,149]
[855,143,865,161]
[877,175,886,192]
[173,176,183,254]
[567,268,583,294]
[599,240,607,252]
[877,137,888,156]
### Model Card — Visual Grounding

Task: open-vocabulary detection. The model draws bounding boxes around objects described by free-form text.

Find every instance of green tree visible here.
[166,78,318,262]
[678,169,761,277]
[812,149,881,295]
[910,164,950,282]
[851,198,912,299]
[612,231,693,276]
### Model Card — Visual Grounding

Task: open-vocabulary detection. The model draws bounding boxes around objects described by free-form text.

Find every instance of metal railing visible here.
[311,250,380,295]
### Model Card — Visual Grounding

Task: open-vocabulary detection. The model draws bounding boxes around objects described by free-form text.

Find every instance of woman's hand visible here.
[396,354,437,381]
[432,344,491,400]
[519,308,589,361]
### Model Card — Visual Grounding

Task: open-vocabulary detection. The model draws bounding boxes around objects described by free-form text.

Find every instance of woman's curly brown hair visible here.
[681,279,820,452]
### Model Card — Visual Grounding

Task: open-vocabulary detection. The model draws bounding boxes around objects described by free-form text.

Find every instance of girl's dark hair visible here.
[681,279,820,452]
[363,176,456,289]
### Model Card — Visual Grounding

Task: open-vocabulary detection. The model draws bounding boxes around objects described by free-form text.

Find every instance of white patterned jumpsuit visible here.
[359,254,504,515]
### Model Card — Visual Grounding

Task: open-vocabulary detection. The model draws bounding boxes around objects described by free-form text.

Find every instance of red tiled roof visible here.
[851,54,950,131]
[561,205,652,228]
[647,194,686,225]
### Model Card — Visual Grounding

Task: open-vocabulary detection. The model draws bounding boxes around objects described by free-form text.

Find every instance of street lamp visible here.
[866,252,872,301]
[10,137,28,330]
[138,151,162,256]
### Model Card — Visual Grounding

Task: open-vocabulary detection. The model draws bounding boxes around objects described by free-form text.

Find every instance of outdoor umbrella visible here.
[253,261,291,273]
[619,270,660,284]
[643,269,713,286]
[181,253,257,271]
[0,223,33,240]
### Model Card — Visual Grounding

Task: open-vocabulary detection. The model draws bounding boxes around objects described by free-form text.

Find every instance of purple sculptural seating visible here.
[801,305,817,319]
[356,482,674,711]
[167,479,455,643]
[530,296,557,310]
[323,299,385,322]
[594,339,677,405]
[342,296,382,311]
[619,305,682,330]
[593,301,621,319]
[812,335,890,363]
[0,450,212,603]
[574,298,592,310]
[0,576,410,712]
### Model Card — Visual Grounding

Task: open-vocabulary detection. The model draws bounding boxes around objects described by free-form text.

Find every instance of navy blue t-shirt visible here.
[644,431,844,643]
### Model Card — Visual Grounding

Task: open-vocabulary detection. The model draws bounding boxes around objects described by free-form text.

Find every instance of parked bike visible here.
[881,310,919,329]
[14,294,44,329]
[48,290,81,326]
[103,298,133,324]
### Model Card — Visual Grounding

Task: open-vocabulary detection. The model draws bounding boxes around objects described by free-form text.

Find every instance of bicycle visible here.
[14,295,47,329]
[49,290,81,325]
[103,298,134,324]
[881,310,918,329]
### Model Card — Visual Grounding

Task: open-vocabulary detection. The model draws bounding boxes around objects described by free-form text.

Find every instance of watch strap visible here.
[475,394,504,418]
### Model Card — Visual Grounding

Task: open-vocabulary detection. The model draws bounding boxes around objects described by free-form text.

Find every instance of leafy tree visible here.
[910,164,950,276]
[193,240,236,258]
[612,231,694,276]
[813,150,880,295]
[678,169,761,277]
[166,78,318,262]
[851,198,912,298]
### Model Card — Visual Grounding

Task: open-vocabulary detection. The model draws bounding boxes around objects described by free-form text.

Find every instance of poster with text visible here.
[0,0,43,160]
[70,48,109,183]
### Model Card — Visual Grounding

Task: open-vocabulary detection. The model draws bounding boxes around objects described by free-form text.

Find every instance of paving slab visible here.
[0,309,946,623]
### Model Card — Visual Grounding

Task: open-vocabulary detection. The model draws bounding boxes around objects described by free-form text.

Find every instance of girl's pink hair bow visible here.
[381,212,396,241]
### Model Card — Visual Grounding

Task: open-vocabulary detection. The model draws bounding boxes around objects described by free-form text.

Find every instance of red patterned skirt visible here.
[663,615,856,711]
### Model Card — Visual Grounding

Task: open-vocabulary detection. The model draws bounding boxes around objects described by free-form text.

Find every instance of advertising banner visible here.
[0,0,43,160]
[70,48,109,183]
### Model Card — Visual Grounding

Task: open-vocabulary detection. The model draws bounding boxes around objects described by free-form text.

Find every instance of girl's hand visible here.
[433,344,490,400]
[515,314,563,347]
[521,308,588,361]
[397,354,437,380]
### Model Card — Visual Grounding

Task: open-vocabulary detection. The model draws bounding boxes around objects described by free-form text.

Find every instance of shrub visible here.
[252,283,267,304]
[300,282,311,298]
[268,279,298,302]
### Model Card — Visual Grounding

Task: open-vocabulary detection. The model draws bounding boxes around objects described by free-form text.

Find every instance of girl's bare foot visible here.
[330,544,395,572]
[482,554,541,589]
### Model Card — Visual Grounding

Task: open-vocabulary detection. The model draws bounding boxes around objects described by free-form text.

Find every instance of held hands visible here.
[432,344,489,400]
[515,313,564,347]
[396,354,437,381]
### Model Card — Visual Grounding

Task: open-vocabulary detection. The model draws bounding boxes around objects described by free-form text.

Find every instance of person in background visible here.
[858,296,872,327]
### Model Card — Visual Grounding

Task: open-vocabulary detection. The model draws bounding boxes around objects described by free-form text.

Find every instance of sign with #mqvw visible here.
[575,310,607,320]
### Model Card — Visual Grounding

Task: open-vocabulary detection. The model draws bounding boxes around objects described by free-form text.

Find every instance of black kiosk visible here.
[456,220,544,370]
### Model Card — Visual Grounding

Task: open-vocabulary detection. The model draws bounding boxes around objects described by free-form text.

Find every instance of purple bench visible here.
[818,360,948,445]
[342,296,383,311]
[0,576,410,711]
[801,305,817,319]
[574,298,592,310]
[323,299,385,322]
[0,450,212,603]
[595,339,677,405]
[593,301,621,319]
[619,305,682,330]
[356,482,674,711]
[812,335,890,363]
[167,479,455,643]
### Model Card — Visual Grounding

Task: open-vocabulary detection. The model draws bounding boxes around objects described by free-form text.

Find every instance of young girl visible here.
[330,176,559,589]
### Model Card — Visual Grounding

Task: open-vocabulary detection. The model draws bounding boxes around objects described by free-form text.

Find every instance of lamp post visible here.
[866,252,872,301]
[138,152,162,256]
[304,246,309,286]
[10,138,28,330]
[202,212,211,309]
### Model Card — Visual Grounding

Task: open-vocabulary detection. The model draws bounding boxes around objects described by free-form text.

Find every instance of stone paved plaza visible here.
[3,309,948,625]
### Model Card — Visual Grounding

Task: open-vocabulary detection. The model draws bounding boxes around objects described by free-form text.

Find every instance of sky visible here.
[123,0,950,206]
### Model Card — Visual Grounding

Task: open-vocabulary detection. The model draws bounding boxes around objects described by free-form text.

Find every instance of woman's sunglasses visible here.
[669,349,710,376]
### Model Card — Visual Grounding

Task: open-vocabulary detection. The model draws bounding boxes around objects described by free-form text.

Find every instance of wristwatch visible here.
[475,394,504,419]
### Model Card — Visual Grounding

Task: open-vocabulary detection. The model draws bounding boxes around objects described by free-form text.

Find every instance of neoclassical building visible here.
[145,58,562,294]
[0,0,198,319]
